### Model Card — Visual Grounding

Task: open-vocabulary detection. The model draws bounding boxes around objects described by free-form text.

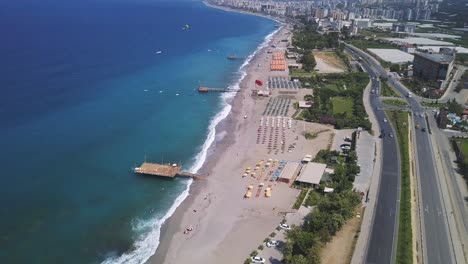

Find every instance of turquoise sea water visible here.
[0,1,276,263]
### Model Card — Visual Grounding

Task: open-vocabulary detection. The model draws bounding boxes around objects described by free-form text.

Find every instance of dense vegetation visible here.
[386,110,412,264]
[292,24,341,72]
[347,36,396,50]
[451,137,468,184]
[401,77,441,98]
[292,24,339,51]
[283,150,362,264]
[381,79,401,97]
[299,72,372,130]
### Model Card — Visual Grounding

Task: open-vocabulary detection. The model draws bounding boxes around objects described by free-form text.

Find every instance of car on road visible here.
[389,133,394,138]
[340,145,351,151]
[279,223,291,230]
[266,240,279,247]
[383,118,388,122]
[251,256,266,263]
[421,128,426,132]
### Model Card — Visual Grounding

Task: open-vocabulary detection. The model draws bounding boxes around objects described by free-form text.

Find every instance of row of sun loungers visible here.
[263,98,291,116]
[268,77,300,89]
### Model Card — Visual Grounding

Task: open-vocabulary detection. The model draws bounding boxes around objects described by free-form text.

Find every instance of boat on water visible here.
[156,51,162,54]
[227,55,238,60]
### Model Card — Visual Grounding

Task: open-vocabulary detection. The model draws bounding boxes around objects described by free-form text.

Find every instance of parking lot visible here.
[331,129,376,196]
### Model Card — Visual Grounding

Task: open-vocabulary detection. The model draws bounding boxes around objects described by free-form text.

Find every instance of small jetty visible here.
[198,86,231,93]
[227,55,243,60]
[134,162,205,180]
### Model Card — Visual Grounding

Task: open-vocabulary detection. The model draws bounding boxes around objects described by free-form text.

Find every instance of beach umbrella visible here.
[255,79,263,90]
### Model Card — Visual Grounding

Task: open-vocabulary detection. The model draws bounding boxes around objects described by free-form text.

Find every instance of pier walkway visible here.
[198,86,237,93]
[134,162,205,180]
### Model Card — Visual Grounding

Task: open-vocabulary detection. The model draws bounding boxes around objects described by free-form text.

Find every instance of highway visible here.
[346,44,456,264]
[346,47,400,264]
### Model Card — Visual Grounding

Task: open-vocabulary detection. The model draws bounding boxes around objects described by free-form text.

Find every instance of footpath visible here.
[350,81,383,264]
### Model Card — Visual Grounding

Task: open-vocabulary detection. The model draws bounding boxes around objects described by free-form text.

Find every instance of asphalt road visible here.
[346,44,455,264]
[346,47,400,264]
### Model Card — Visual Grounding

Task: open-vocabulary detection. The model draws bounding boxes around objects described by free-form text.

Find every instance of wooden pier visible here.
[134,162,205,180]
[198,86,228,93]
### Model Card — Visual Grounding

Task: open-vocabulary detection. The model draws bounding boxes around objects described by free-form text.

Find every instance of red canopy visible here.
[255,80,263,86]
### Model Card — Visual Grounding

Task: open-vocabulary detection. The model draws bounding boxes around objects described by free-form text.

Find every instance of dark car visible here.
[421,128,426,132]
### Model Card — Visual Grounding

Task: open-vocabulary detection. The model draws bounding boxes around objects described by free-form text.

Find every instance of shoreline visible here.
[147,4,288,264]
[202,0,284,24]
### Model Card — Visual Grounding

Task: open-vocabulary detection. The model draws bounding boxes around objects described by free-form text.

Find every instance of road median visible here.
[386,110,413,264]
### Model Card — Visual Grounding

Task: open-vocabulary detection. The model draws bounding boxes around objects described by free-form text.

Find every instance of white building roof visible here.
[299,101,312,108]
[368,49,414,64]
[373,22,393,29]
[417,46,468,54]
[410,33,461,39]
[279,161,300,181]
[296,162,327,185]
[384,37,454,46]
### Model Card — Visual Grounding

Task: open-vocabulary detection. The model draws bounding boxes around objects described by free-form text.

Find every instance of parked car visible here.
[251,256,266,263]
[279,223,291,230]
[266,240,279,248]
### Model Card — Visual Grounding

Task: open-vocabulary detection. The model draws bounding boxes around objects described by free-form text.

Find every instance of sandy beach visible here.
[147,8,335,264]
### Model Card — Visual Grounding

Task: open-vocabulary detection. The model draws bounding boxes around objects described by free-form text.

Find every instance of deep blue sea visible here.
[0,1,276,263]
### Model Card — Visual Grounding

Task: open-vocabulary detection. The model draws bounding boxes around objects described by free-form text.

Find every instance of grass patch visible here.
[293,189,309,209]
[382,99,408,107]
[381,81,401,97]
[331,97,354,117]
[386,110,412,264]
[314,51,347,70]
[305,132,318,140]
[460,139,468,164]
[290,68,314,78]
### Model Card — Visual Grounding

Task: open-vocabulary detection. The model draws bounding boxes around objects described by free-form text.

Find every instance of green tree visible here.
[289,255,308,264]
[326,213,345,235]
[301,52,317,72]
[390,64,400,73]
[447,98,463,115]
[306,243,322,264]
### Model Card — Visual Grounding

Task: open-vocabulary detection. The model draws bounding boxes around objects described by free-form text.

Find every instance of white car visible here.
[251,256,266,263]
[279,223,291,230]
[266,240,279,247]
[383,118,388,123]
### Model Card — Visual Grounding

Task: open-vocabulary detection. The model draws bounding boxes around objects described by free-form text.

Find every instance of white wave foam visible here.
[101,26,281,264]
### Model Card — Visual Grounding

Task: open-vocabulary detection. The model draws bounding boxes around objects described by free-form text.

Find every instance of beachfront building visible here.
[295,162,327,187]
[278,161,301,184]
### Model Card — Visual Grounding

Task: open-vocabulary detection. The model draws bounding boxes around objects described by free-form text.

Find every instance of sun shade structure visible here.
[295,162,327,186]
